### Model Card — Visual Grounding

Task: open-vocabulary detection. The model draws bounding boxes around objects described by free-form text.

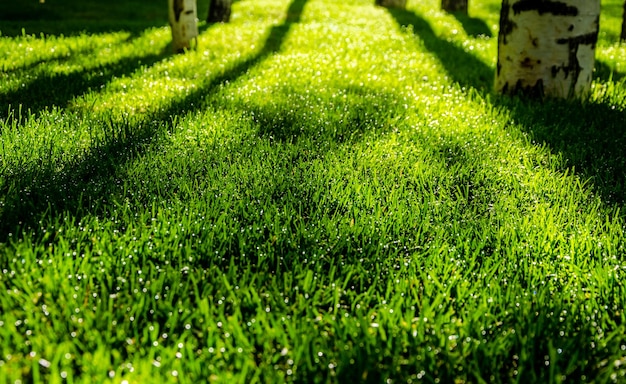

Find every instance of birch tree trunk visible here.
[168,0,199,53]
[621,0,626,41]
[495,0,600,99]
[375,0,406,9]
[207,0,232,23]
[442,0,468,14]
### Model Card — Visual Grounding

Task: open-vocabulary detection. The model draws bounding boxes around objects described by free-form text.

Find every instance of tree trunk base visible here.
[495,0,599,99]
[208,0,232,23]
[168,0,198,53]
[442,0,468,14]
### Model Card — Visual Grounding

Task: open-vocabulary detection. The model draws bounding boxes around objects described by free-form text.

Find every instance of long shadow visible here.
[251,84,405,143]
[0,0,309,239]
[387,8,626,205]
[147,0,309,120]
[1,42,104,75]
[0,0,170,37]
[451,13,493,37]
[0,49,169,120]
[388,8,492,91]
[594,60,626,83]
[1,19,229,120]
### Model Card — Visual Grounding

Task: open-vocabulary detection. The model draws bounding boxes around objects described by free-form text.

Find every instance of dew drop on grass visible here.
[38,358,51,368]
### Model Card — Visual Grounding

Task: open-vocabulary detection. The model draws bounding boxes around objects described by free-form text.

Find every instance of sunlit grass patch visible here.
[1,0,626,383]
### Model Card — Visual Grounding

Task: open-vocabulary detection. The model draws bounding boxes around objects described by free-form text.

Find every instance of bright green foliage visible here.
[1,0,626,383]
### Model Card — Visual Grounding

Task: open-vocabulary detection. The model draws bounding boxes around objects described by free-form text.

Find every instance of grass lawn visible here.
[1,0,626,382]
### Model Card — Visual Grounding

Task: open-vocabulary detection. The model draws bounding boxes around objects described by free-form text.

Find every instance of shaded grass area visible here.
[1,0,626,383]
[388,6,626,205]
[0,0,195,37]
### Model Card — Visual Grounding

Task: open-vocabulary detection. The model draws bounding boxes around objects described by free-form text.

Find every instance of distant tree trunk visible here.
[621,0,626,41]
[207,0,232,23]
[375,0,406,8]
[442,0,468,14]
[168,0,199,53]
[495,0,600,99]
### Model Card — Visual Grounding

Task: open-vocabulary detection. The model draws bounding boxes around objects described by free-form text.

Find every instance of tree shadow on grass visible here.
[0,0,310,240]
[387,8,626,205]
[387,8,492,91]
[0,18,235,120]
[1,42,105,75]
[451,13,493,38]
[149,0,309,120]
[594,60,626,83]
[0,0,176,37]
[0,48,170,120]
[251,83,405,144]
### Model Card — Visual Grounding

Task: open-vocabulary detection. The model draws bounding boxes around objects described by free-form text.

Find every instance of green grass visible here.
[1,0,626,382]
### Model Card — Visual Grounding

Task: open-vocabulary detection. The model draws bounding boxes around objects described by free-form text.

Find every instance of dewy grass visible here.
[1,0,626,382]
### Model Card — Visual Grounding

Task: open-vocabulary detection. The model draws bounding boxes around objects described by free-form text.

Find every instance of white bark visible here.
[168,0,199,53]
[495,0,600,98]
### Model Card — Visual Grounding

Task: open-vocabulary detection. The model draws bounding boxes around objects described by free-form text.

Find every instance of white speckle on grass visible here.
[38,359,51,368]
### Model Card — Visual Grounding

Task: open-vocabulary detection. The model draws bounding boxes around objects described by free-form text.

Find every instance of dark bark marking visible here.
[521,57,532,68]
[503,78,545,97]
[499,1,516,45]
[512,0,578,16]
[554,28,599,97]
[556,31,599,47]
[173,0,184,22]
[551,65,560,77]
[517,79,544,97]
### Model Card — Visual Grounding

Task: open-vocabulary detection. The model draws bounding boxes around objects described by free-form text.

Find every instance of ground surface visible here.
[1,0,626,382]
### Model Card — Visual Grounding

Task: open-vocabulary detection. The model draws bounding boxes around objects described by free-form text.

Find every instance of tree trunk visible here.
[495,0,600,99]
[442,0,468,14]
[621,0,626,41]
[375,0,406,9]
[207,0,232,23]
[168,0,199,53]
